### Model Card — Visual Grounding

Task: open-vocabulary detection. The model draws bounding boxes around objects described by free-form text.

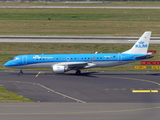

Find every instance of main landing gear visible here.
[19,69,23,75]
[75,70,81,75]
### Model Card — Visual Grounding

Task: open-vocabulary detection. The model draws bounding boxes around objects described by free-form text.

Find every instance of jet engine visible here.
[52,65,68,73]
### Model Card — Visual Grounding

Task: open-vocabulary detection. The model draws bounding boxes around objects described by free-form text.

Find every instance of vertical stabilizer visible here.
[123,31,151,54]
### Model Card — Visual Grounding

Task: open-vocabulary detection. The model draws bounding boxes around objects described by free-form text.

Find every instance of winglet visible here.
[123,31,151,54]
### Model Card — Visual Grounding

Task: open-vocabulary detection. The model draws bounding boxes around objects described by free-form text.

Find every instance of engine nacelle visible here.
[52,65,68,74]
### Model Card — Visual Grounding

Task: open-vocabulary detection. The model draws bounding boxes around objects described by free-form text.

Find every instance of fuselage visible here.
[4,53,147,69]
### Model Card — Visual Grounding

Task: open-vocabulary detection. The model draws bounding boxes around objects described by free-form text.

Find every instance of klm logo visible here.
[33,55,41,59]
[135,41,148,48]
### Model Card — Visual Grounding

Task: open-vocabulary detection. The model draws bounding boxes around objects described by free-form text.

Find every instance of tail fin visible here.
[123,31,151,54]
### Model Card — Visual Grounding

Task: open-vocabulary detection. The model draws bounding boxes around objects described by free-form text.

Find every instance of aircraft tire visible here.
[76,70,81,75]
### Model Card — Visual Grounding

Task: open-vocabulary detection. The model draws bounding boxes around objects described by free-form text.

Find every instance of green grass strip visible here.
[0,86,34,102]
[0,8,160,36]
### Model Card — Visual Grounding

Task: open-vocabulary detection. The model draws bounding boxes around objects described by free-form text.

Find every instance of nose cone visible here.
[4,61,11,67]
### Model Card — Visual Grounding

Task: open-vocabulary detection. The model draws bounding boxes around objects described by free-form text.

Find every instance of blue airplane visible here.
[4,31,153,75]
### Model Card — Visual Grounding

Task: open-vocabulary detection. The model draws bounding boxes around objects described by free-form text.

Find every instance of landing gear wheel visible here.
[75,70,81,75]
[19,70,23,75]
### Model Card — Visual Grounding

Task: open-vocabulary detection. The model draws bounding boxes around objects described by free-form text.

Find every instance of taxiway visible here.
[0,71,159,103]
[0,71,160,120]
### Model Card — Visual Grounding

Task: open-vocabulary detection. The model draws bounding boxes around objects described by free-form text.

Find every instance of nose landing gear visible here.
[19,69,23,75]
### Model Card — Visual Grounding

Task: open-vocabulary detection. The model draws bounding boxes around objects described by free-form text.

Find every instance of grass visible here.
[0,9,159,20]
[1,42,160,71]
[0,8,160,36]
[0,86,34,102]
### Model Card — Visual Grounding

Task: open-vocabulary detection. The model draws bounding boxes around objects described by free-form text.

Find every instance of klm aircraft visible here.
[4,31,153,75]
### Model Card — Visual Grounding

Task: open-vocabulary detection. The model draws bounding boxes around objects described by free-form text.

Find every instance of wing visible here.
[53,62,95,70]
[65,62,88,69]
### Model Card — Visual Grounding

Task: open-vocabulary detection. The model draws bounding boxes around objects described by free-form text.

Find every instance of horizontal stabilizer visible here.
[134,54,154,59]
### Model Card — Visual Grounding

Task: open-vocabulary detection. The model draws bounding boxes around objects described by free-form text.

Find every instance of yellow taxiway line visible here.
[132,90,158,93]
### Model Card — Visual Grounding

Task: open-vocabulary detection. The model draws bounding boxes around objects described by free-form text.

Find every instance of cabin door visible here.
[22,56,27,64]
[118,53,122,63]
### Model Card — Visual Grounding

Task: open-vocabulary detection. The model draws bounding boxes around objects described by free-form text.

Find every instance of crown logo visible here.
[135,40,147,48]
[138,41,144,44]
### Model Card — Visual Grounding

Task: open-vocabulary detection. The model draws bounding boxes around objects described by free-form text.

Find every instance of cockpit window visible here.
[12,58,19,60]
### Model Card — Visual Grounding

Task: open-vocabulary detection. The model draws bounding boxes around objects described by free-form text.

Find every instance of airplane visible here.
[4,31,154,75]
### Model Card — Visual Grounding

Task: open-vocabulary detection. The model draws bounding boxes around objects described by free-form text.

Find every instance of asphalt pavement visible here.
[0,70,160,103]
[0,70,160,120]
